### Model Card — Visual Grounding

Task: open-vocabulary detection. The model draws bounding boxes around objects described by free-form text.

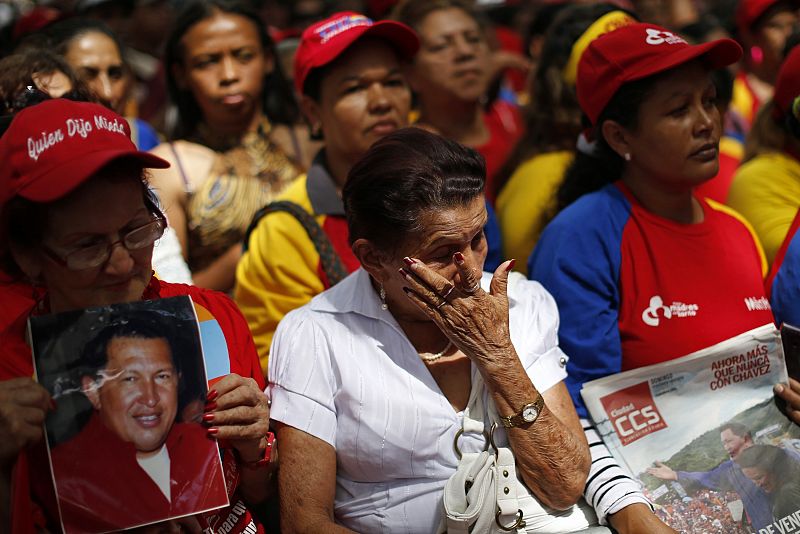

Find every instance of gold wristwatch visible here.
[499,393,545,428]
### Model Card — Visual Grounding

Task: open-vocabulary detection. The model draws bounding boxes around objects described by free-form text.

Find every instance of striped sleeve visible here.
[582,419,652,525]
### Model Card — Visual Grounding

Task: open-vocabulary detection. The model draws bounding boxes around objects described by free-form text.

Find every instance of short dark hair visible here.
[80,312,178,379]
[392,0,483,33]
[343,127,485,252]
[45,17,126,59]
[720,422,752,440]
[164,0,299,140]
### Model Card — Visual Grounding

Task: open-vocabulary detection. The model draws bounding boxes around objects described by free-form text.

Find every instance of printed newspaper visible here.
[581,324,800,534]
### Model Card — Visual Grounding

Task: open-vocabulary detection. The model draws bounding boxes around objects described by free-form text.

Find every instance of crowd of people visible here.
[1,0,800,533]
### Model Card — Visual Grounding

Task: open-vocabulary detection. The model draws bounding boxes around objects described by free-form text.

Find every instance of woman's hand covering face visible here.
[399,254,516,365]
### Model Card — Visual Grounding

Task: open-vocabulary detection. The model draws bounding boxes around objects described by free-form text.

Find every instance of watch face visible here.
[522,405,539,422]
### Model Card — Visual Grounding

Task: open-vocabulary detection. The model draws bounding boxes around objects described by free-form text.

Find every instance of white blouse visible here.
[269,268,568,533]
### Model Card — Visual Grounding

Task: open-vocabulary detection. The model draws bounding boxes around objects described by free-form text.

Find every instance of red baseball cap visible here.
[577,23,742,126]
[736,0,797,34]
[293,11,419,95]
[0,99,169,206]
[773,45,800,120]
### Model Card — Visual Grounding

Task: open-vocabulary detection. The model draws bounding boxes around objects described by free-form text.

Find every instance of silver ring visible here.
[435,299,447,309]
[440,286,455,300]
[462,281,481,294]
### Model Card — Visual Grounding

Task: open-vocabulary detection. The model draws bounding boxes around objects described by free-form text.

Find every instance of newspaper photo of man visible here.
[31,297,228,534]
[646,423,774,531]
[738,444,800,525]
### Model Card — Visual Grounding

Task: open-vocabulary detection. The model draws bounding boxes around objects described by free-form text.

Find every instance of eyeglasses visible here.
[42,218,166,271]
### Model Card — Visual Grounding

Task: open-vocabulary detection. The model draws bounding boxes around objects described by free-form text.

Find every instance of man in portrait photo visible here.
[646,422,775,531]
[46,307,228,533]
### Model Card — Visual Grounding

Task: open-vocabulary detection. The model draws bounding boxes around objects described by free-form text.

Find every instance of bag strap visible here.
[244,200,349,287]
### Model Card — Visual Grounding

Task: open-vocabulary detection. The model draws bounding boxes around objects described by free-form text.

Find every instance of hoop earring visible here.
[379,285,388,310]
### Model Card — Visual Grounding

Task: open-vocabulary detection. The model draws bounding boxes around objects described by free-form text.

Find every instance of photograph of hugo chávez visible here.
[29,296,228,534]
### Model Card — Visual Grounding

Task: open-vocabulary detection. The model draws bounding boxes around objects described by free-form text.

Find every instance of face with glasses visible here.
[13,169,158,313]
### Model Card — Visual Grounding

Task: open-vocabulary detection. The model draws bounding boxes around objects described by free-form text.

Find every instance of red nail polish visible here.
[454,252,465,263]
[49,398,57,410]
[399,267,411,278]
[207,427,219,435]
[206,390,218,401]
[202,413,215,422]
[505,259,516,272]
[204,401,218,411]
[403,257,416,266]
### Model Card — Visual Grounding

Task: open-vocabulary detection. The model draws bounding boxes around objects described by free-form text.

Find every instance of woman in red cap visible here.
[729,0,798,135]
[729,43,800,264]
[529,22,794,532]
[234,11,420,370]
[0,98,274,532]
[149,0,306,292]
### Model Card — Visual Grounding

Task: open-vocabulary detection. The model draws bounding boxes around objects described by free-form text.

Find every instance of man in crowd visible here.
[50,313,227,532]
[647,422,773,531]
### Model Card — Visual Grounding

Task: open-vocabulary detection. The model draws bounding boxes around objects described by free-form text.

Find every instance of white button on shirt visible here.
[269,269,568,533]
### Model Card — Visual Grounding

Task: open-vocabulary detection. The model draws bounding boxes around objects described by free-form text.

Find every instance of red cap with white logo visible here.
[293,11,419,95]
[576,23,742,126]
[0,99,169,207]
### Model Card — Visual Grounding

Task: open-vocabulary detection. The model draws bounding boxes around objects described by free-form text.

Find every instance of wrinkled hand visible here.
[204,374,270,464]
[775,378,800,425]
[0,377,52,466]
[645,461,677,481]
[400,254,515,364]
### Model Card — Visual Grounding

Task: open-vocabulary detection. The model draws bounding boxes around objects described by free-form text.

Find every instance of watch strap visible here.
[499,392,544,428]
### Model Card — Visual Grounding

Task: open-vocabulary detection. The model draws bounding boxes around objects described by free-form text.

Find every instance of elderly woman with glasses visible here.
[0,99,273,532]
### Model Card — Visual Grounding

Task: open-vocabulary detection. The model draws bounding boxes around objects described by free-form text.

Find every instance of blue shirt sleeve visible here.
[131,117,161,151]
[483,199,503,272]
[528,187,628,417]
[771,224,800,327]
[677,462,732,491]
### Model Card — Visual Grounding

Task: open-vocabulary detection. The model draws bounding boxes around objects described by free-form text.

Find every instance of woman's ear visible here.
[9,242,42,282]
[601,119,633,160]
[300,95,323,138]
[352,238,391,283]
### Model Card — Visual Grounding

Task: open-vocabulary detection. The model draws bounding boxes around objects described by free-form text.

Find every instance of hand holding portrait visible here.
[204,374,272,466]
[0,377,52,465]
[401,254,516,365]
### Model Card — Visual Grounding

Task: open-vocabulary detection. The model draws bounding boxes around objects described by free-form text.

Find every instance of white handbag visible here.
[440,374,599,534]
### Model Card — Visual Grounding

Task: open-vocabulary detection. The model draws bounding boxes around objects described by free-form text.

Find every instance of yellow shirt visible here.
[728,151,800,266]
[496,151,574,275]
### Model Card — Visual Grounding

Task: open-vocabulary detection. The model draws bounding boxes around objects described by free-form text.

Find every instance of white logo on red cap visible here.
[645,28,687,46]
[316,14,372,43]
[26,114,127,162]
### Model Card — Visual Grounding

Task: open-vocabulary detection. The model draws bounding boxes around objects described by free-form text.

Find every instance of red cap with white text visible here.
[293,11,419,95]
[0,99,169,206]
[576,23,742,126]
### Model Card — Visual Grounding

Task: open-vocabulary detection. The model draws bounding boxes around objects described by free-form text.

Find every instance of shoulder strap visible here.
[244,200,349,287]
[168,142,191,188]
